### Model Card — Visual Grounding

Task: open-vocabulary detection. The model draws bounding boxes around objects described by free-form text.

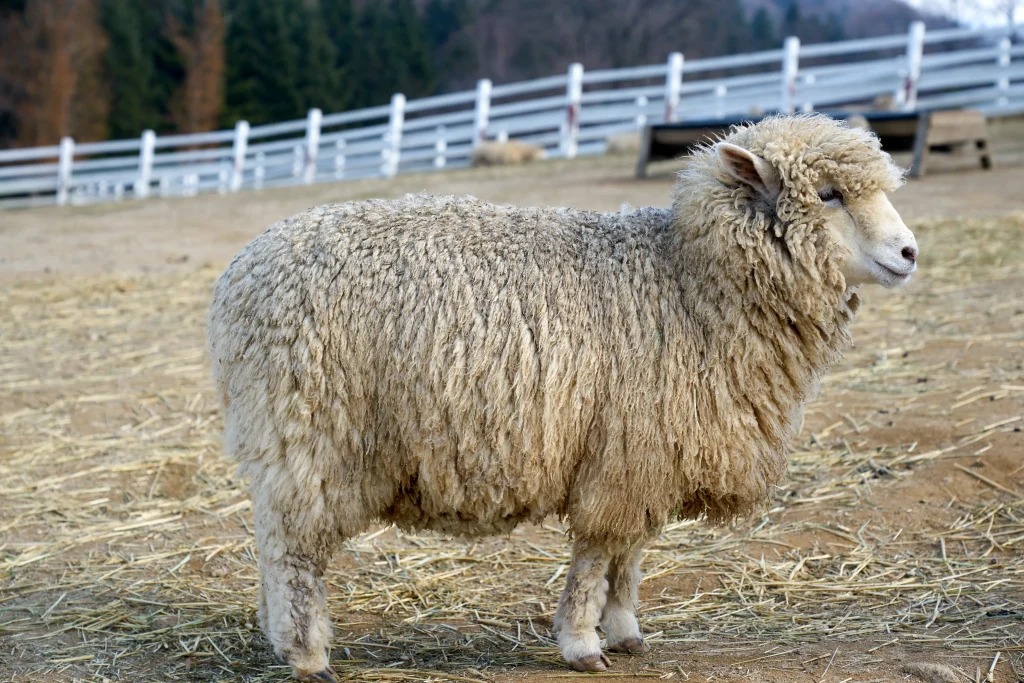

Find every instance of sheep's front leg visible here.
[602,543,648,654]
[255,502,336,682]
[553,539,613,671]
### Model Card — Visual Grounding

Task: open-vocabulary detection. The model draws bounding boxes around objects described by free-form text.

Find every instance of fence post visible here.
[303,108,322,184]
[997,37,1011,107]
[473,78,492,147]
[664,52,684,123]
[254,152,266,190]
[713,85,727,119]
[562,62,583,159]
[435,126,447,168]
[56,136,74,206]
[781,37,800,115]
[800,73,816,112]
[383,93,405,178]
[334,139,346,179]
[135,129,156,199]
[900,21,926,111]
[230,120,249,192]
[636,96,648,129]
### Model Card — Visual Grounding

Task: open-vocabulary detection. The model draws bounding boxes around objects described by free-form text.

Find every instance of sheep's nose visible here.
[901,245,918,263]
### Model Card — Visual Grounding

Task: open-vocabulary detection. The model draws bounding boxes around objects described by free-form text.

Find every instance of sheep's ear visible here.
[715,142,781,201]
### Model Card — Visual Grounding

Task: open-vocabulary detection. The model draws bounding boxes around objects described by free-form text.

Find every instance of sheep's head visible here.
[712,115,918,290]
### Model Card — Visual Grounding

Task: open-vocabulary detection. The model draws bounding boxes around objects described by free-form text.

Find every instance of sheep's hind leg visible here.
[553,539,613,671]
[601,543,648,654]
[254,498,337,682]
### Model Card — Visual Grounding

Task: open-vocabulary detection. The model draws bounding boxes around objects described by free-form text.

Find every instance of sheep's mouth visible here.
[871,259,914,287]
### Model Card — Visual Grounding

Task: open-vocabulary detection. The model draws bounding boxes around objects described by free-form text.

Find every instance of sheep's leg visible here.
[553,539,613,671]
[601,543,648,654]
[255,501,336,682]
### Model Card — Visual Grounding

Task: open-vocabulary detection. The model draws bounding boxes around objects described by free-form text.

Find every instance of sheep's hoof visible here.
[608,637,648,654]
[569,652,611,672]
[300,666,337,682]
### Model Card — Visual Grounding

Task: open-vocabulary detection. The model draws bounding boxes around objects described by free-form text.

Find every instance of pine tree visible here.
[776,1,846,45]
[167,0,225,133]
[822,12,845,42]
[294,0,346,114]
[720,0,752,55]
[224,0,301,125]
[145,1,185,132]
[322,0,354,66]
[347,0,398,107]
[390,0,438,98]
[102,0,154,138]
[424,0,476,88]
[750,7,777,51]
[782,1,801,38]
[424,0,469,47]
[101,0,181,136]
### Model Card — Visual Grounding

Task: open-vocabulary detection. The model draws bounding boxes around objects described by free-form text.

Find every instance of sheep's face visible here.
[819,185,918,289]
[715,140,918,290]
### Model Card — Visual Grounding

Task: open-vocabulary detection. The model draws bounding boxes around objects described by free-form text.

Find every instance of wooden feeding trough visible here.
[909,109,992,178]
[634,109,992,178]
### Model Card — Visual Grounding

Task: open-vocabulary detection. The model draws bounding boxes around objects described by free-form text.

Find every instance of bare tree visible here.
[920,0,1020,26]
[468,0,748,83]
[0,0,107,147]
[993,0,1019,26]
[168,0,225,134]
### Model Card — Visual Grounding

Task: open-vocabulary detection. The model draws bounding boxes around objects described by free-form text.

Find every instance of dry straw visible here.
[1,214,1023,681]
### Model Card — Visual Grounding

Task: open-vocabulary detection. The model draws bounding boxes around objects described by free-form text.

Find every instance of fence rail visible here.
[2,22,1022,210]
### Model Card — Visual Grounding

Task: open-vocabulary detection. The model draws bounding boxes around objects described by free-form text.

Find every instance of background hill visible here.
[0,0,953,149]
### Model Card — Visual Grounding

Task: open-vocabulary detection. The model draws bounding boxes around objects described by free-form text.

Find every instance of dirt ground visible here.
[1,135,1023,683]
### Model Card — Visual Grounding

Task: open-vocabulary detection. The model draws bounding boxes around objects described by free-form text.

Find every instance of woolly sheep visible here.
[845,113,871,132]
[470,138,546,166]
[208,114,918,681]
[605,130,642,155]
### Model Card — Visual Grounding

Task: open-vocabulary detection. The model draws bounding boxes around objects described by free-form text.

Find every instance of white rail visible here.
[1,22,1022,210]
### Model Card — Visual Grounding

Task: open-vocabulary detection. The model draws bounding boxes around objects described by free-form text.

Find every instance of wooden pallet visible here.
[909,109,992,178]
[635,119,737,178]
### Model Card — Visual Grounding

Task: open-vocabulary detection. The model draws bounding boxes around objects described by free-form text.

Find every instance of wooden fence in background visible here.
[1,21,1021,210]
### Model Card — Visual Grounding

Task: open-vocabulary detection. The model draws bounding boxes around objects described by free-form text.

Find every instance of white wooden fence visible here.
[1,22,1022,210]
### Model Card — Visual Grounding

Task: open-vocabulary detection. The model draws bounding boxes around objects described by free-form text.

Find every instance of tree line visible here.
[0,0,459,147]
[0,0,934,148]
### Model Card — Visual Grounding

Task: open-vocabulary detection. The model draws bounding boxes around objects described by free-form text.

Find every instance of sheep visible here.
[208,114,919,681]
[605,130,642,155]
[845,113,871,132]
[872,93,897,111]
[470,138,546,166]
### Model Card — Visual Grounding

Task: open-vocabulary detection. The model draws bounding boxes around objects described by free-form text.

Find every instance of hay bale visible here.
[605,131,642,155]
[471,139,545,167]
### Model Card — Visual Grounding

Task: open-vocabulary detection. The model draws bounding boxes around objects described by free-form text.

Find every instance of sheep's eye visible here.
[818,186,843,207]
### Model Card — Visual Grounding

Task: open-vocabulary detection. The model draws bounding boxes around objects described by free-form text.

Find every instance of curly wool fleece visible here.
[209,114,902,550]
